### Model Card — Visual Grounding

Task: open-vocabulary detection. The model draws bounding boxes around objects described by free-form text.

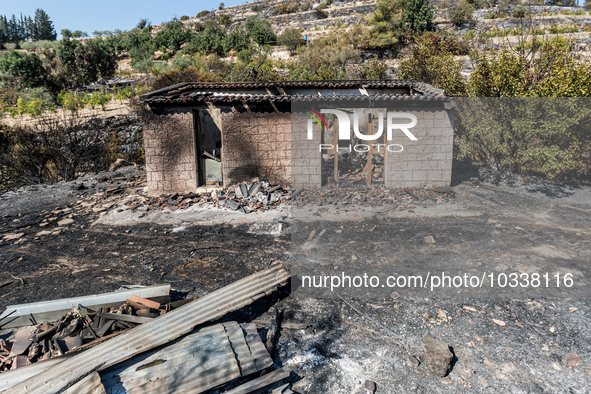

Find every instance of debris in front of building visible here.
[292,185,456,211]
[0,265,291,393]
[126,179,291,214]
[0,291,182,371]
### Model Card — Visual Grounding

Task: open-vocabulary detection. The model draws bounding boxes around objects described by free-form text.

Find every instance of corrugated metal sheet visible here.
[140,80,449,108]
[4,265,290,394]
[63,372,105,394]
[100,322,272,393]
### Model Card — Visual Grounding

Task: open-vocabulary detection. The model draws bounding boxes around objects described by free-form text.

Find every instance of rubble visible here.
[0,265,290,393]
[291,185,455,211]
[0,292,179,371]
[126,179,291,214]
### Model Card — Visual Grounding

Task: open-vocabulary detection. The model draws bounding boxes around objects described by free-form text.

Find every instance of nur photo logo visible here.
[306,109,419,153]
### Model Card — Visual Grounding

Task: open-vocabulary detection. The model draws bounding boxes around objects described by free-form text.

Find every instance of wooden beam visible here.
[97,313,153,325]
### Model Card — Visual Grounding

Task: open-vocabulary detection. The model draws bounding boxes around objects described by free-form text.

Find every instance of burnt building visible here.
[140,80,454,194]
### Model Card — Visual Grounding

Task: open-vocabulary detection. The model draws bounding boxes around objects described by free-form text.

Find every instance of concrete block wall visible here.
[384,108,454,189]
[143,111,197,195]
[290,113,322,189]
[221,111,292,187]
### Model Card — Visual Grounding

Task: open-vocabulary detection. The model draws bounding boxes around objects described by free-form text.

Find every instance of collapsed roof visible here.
[140,80,450,111]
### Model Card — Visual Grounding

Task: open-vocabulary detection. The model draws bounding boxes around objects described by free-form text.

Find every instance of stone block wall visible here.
[221,111,292,187]
[143,110,197,195]
[290,113,322,189]
[384,107,454,189]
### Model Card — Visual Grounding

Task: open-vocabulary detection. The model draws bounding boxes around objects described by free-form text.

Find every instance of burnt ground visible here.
[0,165,590,393]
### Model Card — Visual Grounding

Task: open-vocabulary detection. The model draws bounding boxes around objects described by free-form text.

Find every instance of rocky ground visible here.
[0,163,589,392]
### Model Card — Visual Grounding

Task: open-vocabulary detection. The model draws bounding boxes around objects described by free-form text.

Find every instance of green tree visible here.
[153,20,194,53]
[402,0,433,33]
[244,16,276,46]
[57,38,117,87]
[222,28,250,54]
[33,9,56,41]
[278,28,303,53]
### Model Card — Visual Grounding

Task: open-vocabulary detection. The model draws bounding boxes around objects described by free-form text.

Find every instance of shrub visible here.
[121,26,153,64]
[450,0,475,25]
[218,14,232,26]
[188,21,227,55]
[276,2,300,14]
[0,51,46,88]
[152,20,194,53]
[222,28,250,54]
[278,28,303,53]
[244,16,276,46]
[150,66,218,91]
[398,32,467,95]
[87,91,112,111]
[511,5,527,18]
[362,57,388,79]
[57,38,117,87]
[237,48,253,63]
[197,10,210,18]
[180,15,190,21]
[57,90,87,114]
[114,86,135,102]
[171,55,194,71]
[133,58,156,73]
[455,98,591,180]
[288,41,361,80]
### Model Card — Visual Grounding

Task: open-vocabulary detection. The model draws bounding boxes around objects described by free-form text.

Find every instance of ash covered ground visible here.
[0,164,590,393]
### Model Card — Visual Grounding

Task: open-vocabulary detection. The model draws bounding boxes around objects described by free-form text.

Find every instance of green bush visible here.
[276,2,300,14]
[87,91,112,111]
[397,32,467,95]
[56,90,87,114]
[450,0,475,25]
[218,14,232,26]
[0,51,46,88]
[469,41,591,97]
[180,15,190,21]
[132,58,157,73]
[121,26,153,64]
[57,38,117,87]
[455,98,591,180]
[152,20,194,53]
[197,10,211,18]
[511,5,527,18]
[362,57,388,79]
[171,55,194,71]
[150,66,218,91]
[278,28,303,53]
[287,41,361,80]
[244,16,276,46]
[222,28,251,54]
